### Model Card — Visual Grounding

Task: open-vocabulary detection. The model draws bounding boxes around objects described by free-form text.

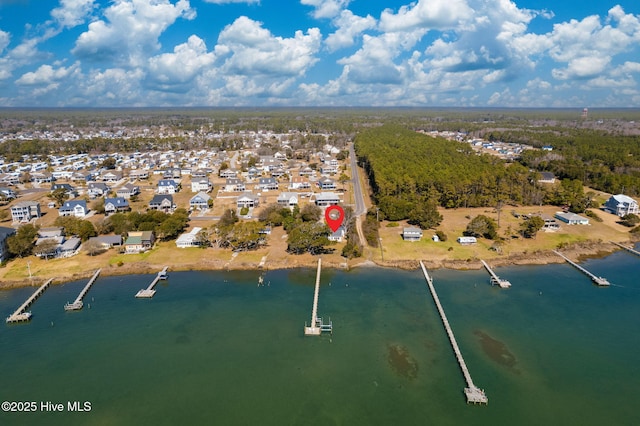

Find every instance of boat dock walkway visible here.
[135,266,169,298]
[419,261,488,404]
[64,269,101,311]
[552,251,610,286]
[6,278,54,323]
[304,258,332,336]
[480,260,511,288]
[611,241,640,257]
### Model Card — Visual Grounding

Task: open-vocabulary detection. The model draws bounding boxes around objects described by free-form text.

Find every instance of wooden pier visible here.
[6,278,54,323]
[304,258,332,336]
[64,269,101,311]
[419,261,488,404]
[552,251,610,286]
[135,266,169,298]
[480,260,511,288]
[611,241,640,257]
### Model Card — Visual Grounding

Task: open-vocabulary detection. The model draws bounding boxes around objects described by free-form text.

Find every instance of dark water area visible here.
[1,251,639,425]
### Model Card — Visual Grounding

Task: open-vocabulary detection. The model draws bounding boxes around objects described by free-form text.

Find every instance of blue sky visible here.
[0,0,639,108]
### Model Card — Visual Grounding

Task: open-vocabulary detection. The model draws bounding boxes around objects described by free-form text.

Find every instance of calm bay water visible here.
[1,250,639,425]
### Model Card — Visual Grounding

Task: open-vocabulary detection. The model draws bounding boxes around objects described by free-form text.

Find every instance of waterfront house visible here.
[59,200,88,217]
[11,201,41,223]
[554,212,589,225]
[402,227,423,241]
[604,194,639,217]
[87,235,122,249]
[328,226,346,242]
[124,231,155,254]
[176,227,204,248]
[457,236,477,245]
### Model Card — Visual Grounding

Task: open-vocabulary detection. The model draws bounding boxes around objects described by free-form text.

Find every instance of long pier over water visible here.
[64,269,101,311]
[6,278,54,323]
[553,251,610,286]
[304,258,332,335]
[480,260,511,288]
[419,261,488,404]
[135,266,169,298]
[611,241,640,257]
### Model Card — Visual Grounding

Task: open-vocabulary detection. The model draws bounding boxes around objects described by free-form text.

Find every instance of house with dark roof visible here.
[59,200,88,217]
[104,197,130,215]
[149,194,175,213]
[116,183,140,199]
[257,177,278,191]
[87,182,110,198]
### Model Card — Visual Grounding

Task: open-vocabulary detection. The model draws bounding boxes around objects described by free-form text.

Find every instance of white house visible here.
[328,226,346,242]
[457,236,477,245]
[277,192,299,209]
[191,178,212,193]
[190,192,212,210]
[176,227,204,248]
[11,201,41,223]
[315,192,340,207]
[157,179,179,194]
[237,192,259,208]
[59,200,88,217]
[604,194,639,217]
[554,212,590,225]
[402,227,423,241]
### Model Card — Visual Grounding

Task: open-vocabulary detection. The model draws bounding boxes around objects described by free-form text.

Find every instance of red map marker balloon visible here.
[325,205,345,232]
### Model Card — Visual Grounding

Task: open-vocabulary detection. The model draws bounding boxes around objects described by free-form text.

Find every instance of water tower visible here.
[581,107,588,119]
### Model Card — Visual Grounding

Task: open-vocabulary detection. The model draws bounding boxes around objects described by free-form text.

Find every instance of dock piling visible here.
[64,269,101,311]
[553,251,610,286]
[6,278,54,323]
[420,261,488,404]
[135,266,169,298]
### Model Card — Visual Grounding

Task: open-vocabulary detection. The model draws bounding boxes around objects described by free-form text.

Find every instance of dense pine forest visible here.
[354,124,541,227]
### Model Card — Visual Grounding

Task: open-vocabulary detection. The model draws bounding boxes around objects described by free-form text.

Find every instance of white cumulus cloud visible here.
[325,9,376,52]
[72,0,195,67]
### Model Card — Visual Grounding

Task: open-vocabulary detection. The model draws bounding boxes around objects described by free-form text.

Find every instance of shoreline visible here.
[0,239,634,290]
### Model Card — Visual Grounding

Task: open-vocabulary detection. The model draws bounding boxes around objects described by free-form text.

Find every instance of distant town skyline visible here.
[0,0,639,108]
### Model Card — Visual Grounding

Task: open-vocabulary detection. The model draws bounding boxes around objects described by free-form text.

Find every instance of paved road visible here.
[348,142,366,216]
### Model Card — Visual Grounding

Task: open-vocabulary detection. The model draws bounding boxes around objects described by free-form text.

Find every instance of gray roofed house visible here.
[59,200,88,217]
[190,192,212,210]
[104,197,130,215]
[314,192,340,207]
[604,194,639,217]
[149,194,175,213]
[402,227,423,241]
[157,179,179,194]
[257,177,278,191]
[11,201,41,223]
